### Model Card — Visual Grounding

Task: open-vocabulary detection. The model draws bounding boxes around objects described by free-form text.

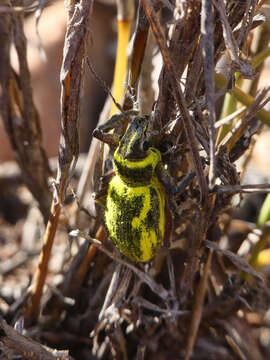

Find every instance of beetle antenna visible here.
[86,56,124,115]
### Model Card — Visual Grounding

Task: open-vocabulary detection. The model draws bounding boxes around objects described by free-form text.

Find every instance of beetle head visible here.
[118,116,150,160]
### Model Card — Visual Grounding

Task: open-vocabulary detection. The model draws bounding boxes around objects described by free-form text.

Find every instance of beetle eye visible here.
[142,140,150,151]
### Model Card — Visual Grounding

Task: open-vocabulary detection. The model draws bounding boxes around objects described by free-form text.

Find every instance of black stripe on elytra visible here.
[114,158,153,185]
[109,187,145,260]
[145,187,160,229]
[144,187,162,247]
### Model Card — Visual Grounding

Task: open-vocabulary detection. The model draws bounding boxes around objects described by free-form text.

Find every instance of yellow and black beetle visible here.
[93,113,194,262]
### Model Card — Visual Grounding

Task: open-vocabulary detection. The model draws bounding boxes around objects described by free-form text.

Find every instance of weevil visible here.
[93,113,195,262]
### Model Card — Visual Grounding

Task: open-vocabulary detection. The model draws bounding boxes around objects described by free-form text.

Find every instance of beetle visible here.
[93,112,195,262]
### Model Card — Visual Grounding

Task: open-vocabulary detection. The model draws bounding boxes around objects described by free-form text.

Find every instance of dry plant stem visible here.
[41,228,104,319]
[201,0,216,188]
[0,1,52,222]
[0,318,73,360]
[222,89,270,152]
[215,184,270,194]
[214,72,270,126]
[239,124,263,181]
[240,22,270,179]
[100,267,132,322]
[71,230,169,300]
[110,0,134,115]
[184,249,213,360]
[24,200,61,322]
[98,264,122,321]
[0,5,12,133]
[25,0,93,323]
[250,23,270,96]
[257,0,268,8]
[215,107,246,129]
[226,335,247,360]
[167,252,177,299]
[222,318,264,360]
[67,226,105,296]
[237,0,257,50]
[76,99,111,205]
[214,0,255,79]
[214,0,242,63]
[129,2,150,90]
[141,0,208,202]
[180,197,214,303]
[139,31,156,114]
[204,240,263,284]
[133,296,188,315]
[58,0,93,186]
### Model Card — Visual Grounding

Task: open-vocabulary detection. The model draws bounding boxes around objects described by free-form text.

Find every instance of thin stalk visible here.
[110,0,134,115]
[215,72,270,126]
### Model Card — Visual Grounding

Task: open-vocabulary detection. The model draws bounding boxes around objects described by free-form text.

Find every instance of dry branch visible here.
[0,0,52,222]
[24,0,94,323]
[0,318,73,359]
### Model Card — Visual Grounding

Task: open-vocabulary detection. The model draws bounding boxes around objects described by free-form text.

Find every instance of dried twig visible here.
[214,72,270,126]
[128,2,150,90]
[0,318,73,359]
[184,249,213,360]
[24,0,93,323]
[201,0,216,188]
[0,1,52,222]
[70,229,169,301]
[214,183,270,194]
[204,240,263,284]
[141,0,208,202]
[214,0,256,79]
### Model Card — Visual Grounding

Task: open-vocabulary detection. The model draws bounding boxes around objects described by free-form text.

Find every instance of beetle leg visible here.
[156,162,196,196]
[93,128,120,147]
[164,198,173,248]
[100,169,116,185]
[167,196,179,219]
[93,190,107,207]
[175,171,196,194]
[93,113,126,147]
[96,110,139,133]
[161,169,194,249]
[98,113,127,132]
[93,110,139,147]
[93,170,115,207]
